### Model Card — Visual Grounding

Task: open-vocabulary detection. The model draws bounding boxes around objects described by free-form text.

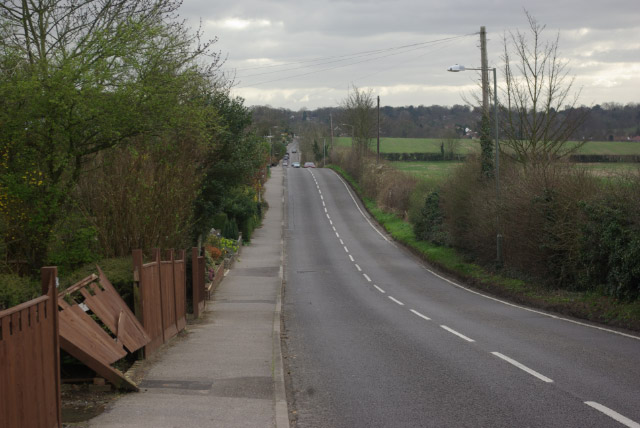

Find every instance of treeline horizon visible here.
[250,102,640,142]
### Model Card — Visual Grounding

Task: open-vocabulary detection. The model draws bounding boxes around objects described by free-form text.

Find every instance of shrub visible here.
[47,212,100,275]
[413,190,449,246]
[206,245,222,261]
[222,218,239,240]
[0,274,40,310]
[576,176,640,300]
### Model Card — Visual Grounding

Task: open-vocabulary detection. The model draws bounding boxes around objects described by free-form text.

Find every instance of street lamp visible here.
[448,64,503,265]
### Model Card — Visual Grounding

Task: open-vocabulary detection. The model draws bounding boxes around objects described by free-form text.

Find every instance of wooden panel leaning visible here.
[0,266,61,428]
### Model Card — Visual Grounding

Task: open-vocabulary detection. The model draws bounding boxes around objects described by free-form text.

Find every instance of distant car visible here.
[303,162,316,168]
[292,162,301,168]
[292,149,297,153]
[283,160,288,167]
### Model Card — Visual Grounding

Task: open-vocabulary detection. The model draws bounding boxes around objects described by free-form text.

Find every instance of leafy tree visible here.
[0,0,220,271]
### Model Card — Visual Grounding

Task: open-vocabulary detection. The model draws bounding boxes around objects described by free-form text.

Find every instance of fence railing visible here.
[0,267,61,428]
[133,249,188,357]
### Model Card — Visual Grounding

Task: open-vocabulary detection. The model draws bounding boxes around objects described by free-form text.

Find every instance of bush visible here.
[47,212,100,275]
[576,177,640,300]
[222,218,239,240]
[0,274,40,310]
[413,190,449,246]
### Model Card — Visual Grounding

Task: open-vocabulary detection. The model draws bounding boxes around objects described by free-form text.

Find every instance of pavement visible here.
[89,166,289,428]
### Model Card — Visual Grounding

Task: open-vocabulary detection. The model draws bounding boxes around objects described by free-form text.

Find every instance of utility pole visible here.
[323,138,326,167]
[330,112,334,150]
[377,95,380,163]
[480,26,489,115]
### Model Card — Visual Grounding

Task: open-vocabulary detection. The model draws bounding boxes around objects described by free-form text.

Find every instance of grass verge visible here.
[327,164,640,332]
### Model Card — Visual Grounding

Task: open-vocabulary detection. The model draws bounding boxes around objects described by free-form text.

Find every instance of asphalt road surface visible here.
[282,165,640,428]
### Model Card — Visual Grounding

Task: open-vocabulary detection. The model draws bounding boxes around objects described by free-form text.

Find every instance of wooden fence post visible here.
[41,266,62,428]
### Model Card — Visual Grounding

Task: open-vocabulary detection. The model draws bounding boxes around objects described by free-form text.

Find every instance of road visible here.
[282,161,640,427]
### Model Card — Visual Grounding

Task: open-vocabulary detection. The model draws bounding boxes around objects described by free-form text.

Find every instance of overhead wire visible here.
[234,33,477,88]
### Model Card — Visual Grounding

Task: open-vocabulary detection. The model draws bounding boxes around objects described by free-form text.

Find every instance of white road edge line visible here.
[331,171,393,245]
[441,325,475,343]
[355,264,362,271]
[410,309,431,321]
[422,265,640,341]
[388,296,405,306]
[363,274,371,282]
[491,352,553,383]
[584,402,640,428]
[373,284,386,293]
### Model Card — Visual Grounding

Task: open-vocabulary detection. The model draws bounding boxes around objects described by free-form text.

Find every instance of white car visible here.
[292,162,301,168]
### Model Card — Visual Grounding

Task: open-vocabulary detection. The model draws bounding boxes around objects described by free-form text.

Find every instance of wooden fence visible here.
[0,267,61,428]
[132,249,187,356]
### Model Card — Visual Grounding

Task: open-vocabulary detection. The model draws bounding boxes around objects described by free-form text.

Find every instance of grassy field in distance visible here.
[333,137,640,155]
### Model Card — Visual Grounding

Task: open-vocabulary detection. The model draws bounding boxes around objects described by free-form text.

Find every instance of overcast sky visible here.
[180,0,640,110]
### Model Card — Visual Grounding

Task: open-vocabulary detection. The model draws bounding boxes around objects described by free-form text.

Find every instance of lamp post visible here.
[448,64,503,265]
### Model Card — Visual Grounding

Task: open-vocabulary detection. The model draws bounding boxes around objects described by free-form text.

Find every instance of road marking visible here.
[335,232,339,238]
[388,296,404,306]
[410,309,431,321]
[326,214,330,219]
[343,246,349,253]
[349,255,354,262]
[329,219,333,225]
[491,352,553,383]
[441,325,475,343]
[332,226,336,232]
[355,264,362,271]
[363,274,371,282]
[324,207,327,213]
[421,266,640,341]
[339,239,344,245]
[584,402,640,428]
[373,284,386,293]
[331,171,392,244]
[320,195,323,200]
[322,201,325,207]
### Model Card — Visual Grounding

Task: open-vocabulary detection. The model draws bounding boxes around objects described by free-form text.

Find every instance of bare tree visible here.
[500,12,589,164]
[340,85,376,159]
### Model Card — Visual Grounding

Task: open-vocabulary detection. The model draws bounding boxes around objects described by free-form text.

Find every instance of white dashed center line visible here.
[343,246,349,253]
[363,274,371,282]
[584,402,640,428]
[491,352,553,383]
[348,255,354,262]
[410,309,431,321]
[373,284,386,293]
[355,264,362,272]
[388,296,405,306]
[441,325,475,343]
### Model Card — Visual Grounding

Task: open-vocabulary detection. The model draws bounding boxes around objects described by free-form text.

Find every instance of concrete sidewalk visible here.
[89,167,288,428]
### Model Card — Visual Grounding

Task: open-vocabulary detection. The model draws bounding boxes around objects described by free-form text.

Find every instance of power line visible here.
[225,35,475,73]
[235,33,477,88]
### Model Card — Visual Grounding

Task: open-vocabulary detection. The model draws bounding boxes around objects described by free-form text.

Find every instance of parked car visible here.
[292,149,297,153]
[283,160,288,167]
[303,162,316,168]
[292,162,301,168]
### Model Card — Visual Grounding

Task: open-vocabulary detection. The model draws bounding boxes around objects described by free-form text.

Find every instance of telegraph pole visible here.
[330,112,334,154]
[377,95,380,163]
[480,26,489,114]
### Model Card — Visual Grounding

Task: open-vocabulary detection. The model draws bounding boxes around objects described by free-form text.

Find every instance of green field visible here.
[334,137,640,155]
[390,161,463,182]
